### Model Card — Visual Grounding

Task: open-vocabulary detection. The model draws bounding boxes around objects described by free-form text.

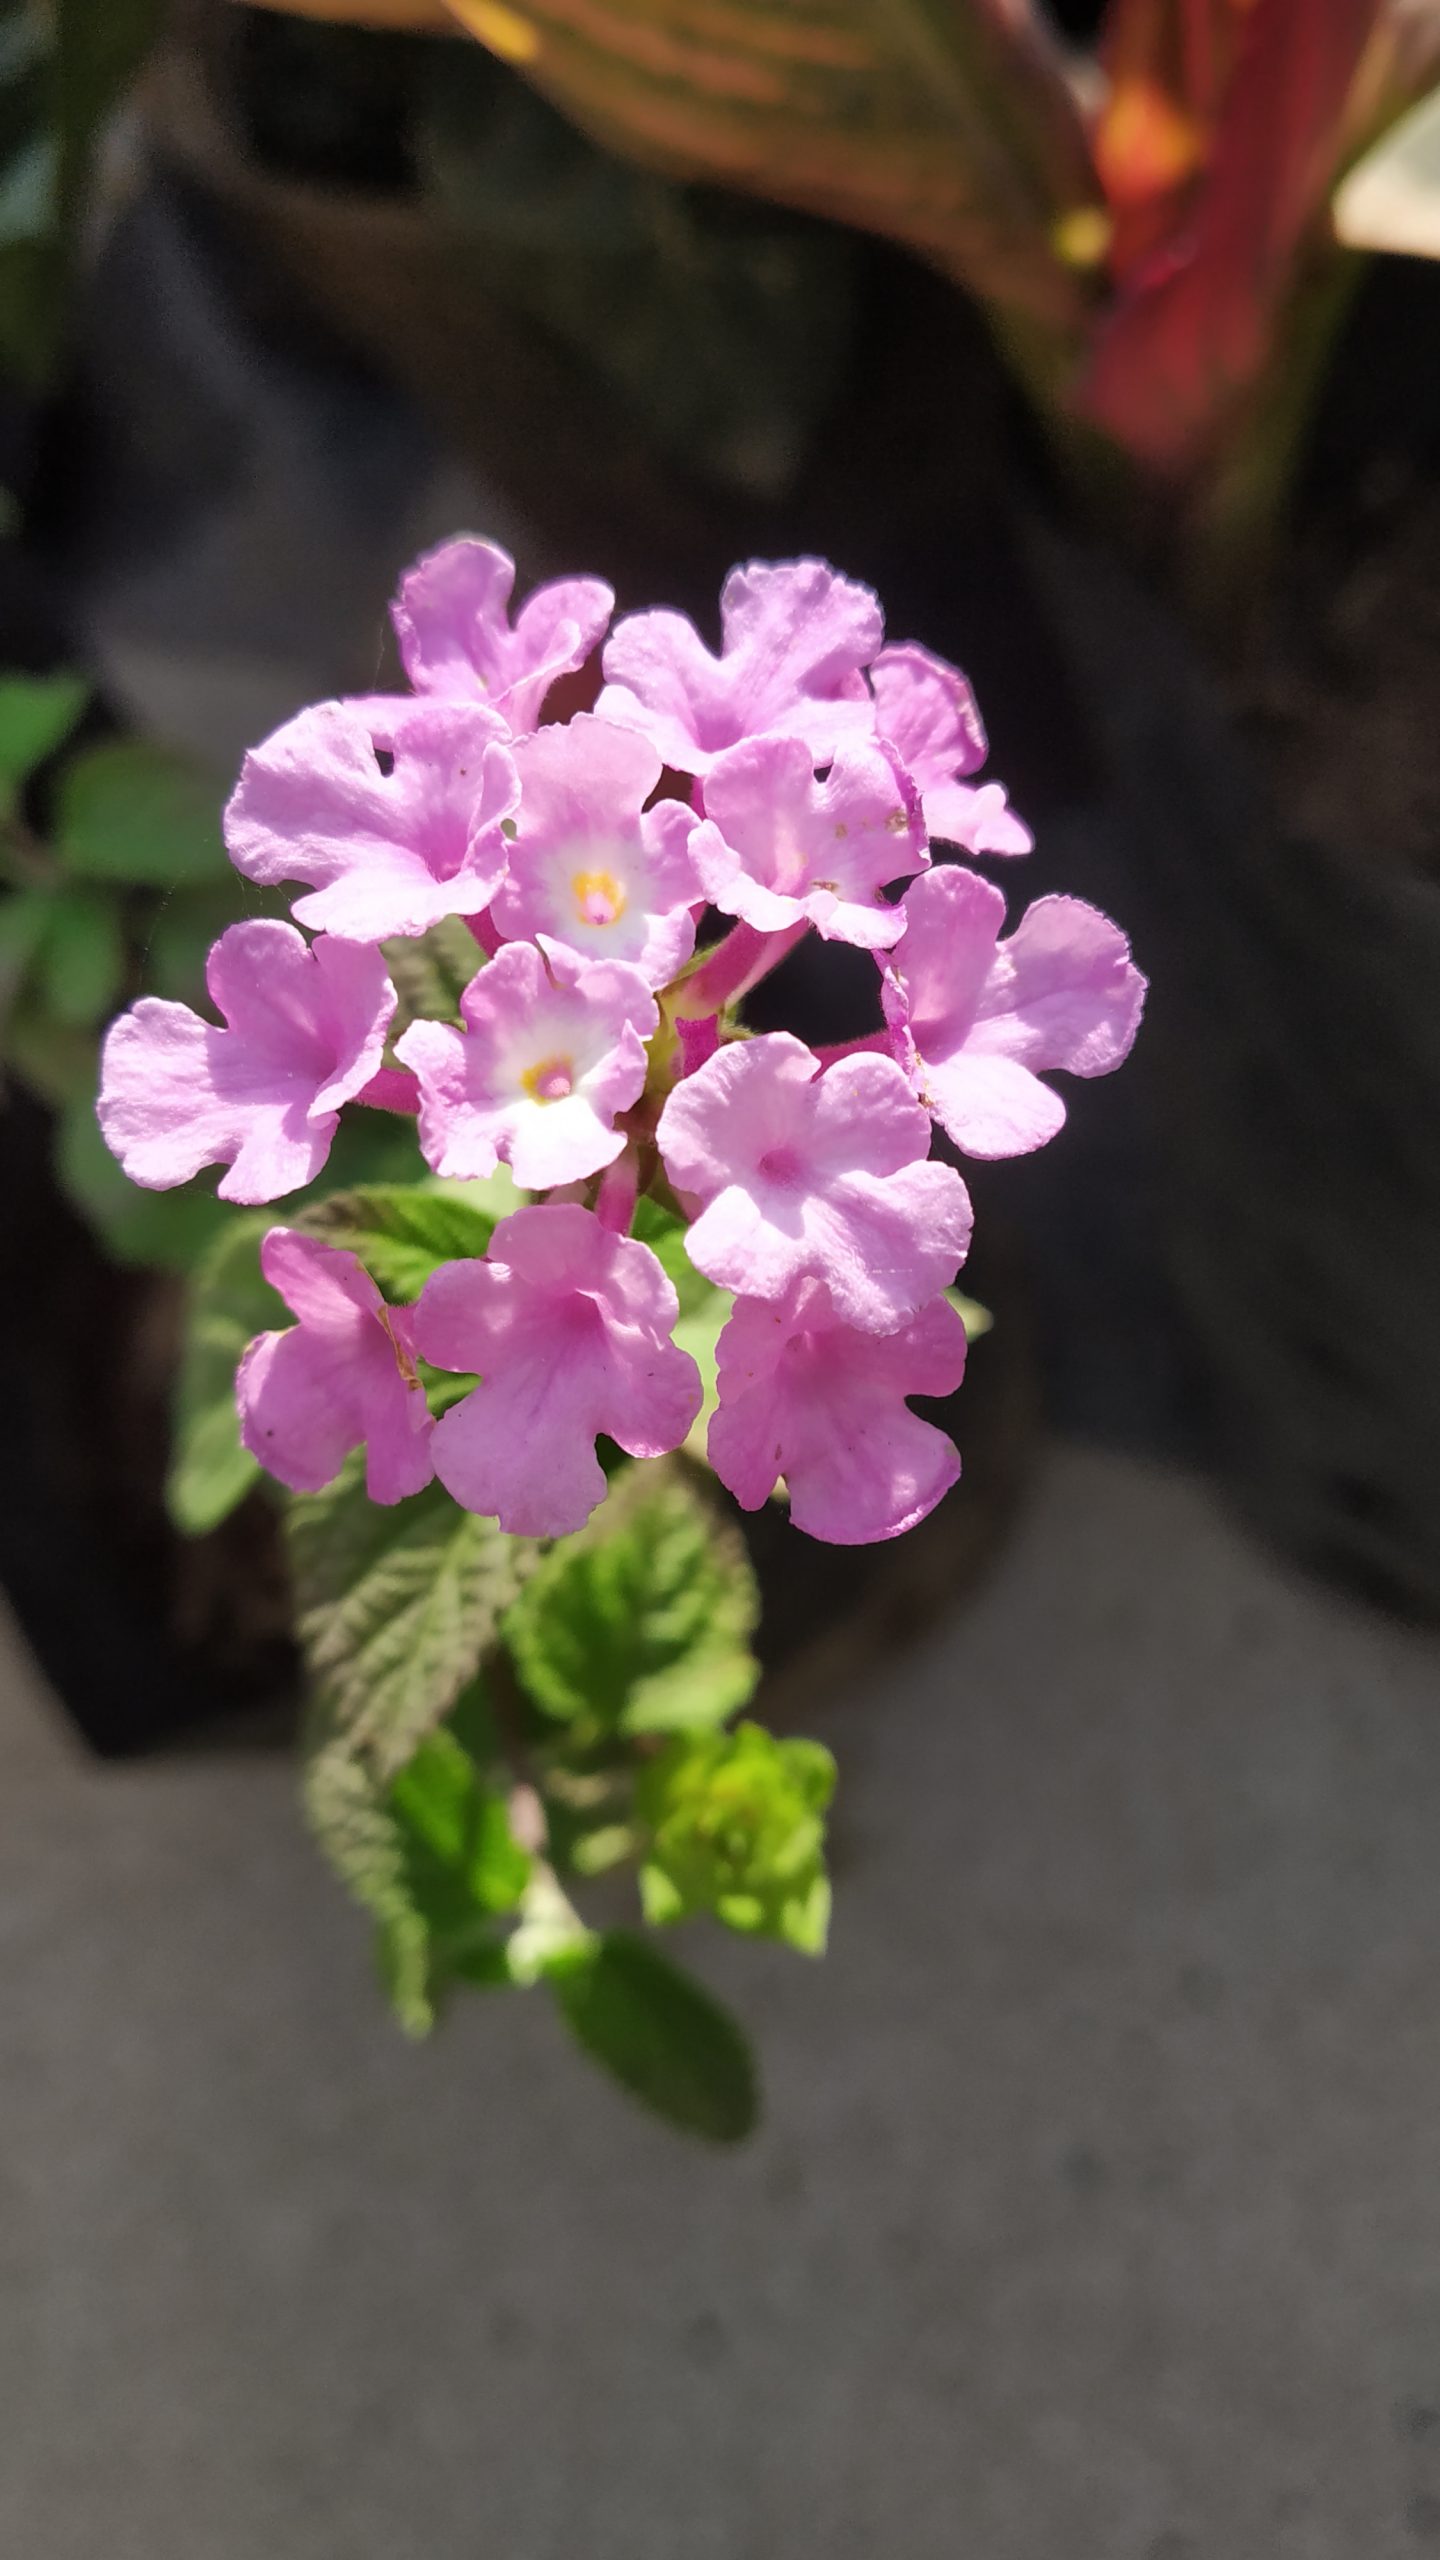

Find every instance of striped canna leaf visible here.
[440,0,1104,361]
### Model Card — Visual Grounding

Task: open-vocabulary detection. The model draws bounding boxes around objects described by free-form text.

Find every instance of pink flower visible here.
[870,642,1032,855]
[492,713,702,989]
[656,1031,972,1334]
[883,866,1146,1158]
[395,941,656,1189]
[708,1280,967,1544]
[237,1230,433,1503]
[597,557,882,775]
[97,921,394,1204]
[690,735,927,949]
[415,1205,702,1537]
[391,536,614,735]
[225,697,518,941]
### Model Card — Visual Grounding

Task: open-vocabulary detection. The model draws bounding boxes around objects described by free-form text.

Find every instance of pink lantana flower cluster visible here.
[98,543,1145,1545]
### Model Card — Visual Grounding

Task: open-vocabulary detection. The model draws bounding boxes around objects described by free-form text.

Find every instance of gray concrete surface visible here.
[4,1443,1440,2560]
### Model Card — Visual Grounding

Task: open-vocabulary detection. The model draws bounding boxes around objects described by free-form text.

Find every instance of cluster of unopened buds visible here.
[98,544,1145,1545]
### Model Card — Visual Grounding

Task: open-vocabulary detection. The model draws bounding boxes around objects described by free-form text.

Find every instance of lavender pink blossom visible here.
[415,1206,703,1537]
[656,1031,973,1334]
[97,920,394,1204]
[391,536,613,735]
[395,941,656,1190]
[492,712,702,988]
[237,1230,433,1502]
[225,696,518,941]
[597,557,882,775]
[690,735,927,949]
[708,1280,968,1544]
[869,641,1032,855]
[883,866,1147,1157]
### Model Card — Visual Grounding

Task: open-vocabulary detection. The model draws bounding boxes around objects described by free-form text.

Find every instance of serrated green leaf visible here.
[304,1736,437,2036]
[34,881,125,1026]
[0,671,88,802]
[55,737,227,887]
[504,1462,759,1736]
[291,1182,499,1302]
[287,1458,539,1777]
[166,1212,284,1536]
[551,1929,759,2141]
[389,1724,532,1924]
[636,1722,835,1955]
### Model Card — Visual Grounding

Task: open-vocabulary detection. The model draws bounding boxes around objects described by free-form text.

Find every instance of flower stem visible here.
[674,919,808,1018]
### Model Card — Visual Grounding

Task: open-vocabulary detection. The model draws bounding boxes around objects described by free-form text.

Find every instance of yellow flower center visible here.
[521,1055,574,1105]
[572,869,626,928]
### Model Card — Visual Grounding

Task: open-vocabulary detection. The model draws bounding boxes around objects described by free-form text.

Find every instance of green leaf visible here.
[55,1088,232,1267]
[55,738,227,887]
[304,1735,436,2036]
[504,1462,759,1736]
[291,1181,502,1302]
[631,1192,716,1317]
[637,1723,835,1955]
[389,1724,532,1929]
[551,1929,759,2142]
[33,881,124,1026]
[287,1458,539,1777]
[167,1212,285,1536]
[0,671,88,805]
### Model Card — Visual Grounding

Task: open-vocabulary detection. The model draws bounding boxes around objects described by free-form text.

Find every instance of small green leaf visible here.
[34,882,125,1026]
[631,1193,717,1317]
[551,1929,759,2141]
[0,671,88,803]
[504,1462,759,1735]
[287,1458,539,1777]
[55,738,227,886]
[305,1735,437,2036]
[389,1724,533,1926]
[636,1722,835,1955]
[291,1181,501,1302]
[167,1212,285,1535]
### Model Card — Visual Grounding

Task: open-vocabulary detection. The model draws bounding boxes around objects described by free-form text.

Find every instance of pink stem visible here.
[677,1012,720,1077]
[812,1031,896,1068]
[595,1150,639,1234]
[676,919,808,1018]
[355,1066,420,1114]
[468,909,502,957]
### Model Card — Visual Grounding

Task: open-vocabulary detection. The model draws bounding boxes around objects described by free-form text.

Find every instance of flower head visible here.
[708,1280,967,1543]
[597,557,882,775]
[97,921,394,1204]
[883,867,1146,1157]
[493,712,702,988]
[415,1205,703,1537]
[657,1031,972,1334]
[225,696,518,941]
[396,942,656,1189]
[391,536,614,735]
[870,641,1032,854]
[691,734,927,949]
[237,1230,434,1503]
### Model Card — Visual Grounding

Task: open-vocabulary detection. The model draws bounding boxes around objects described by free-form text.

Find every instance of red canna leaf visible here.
[1078,0,1386,473]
